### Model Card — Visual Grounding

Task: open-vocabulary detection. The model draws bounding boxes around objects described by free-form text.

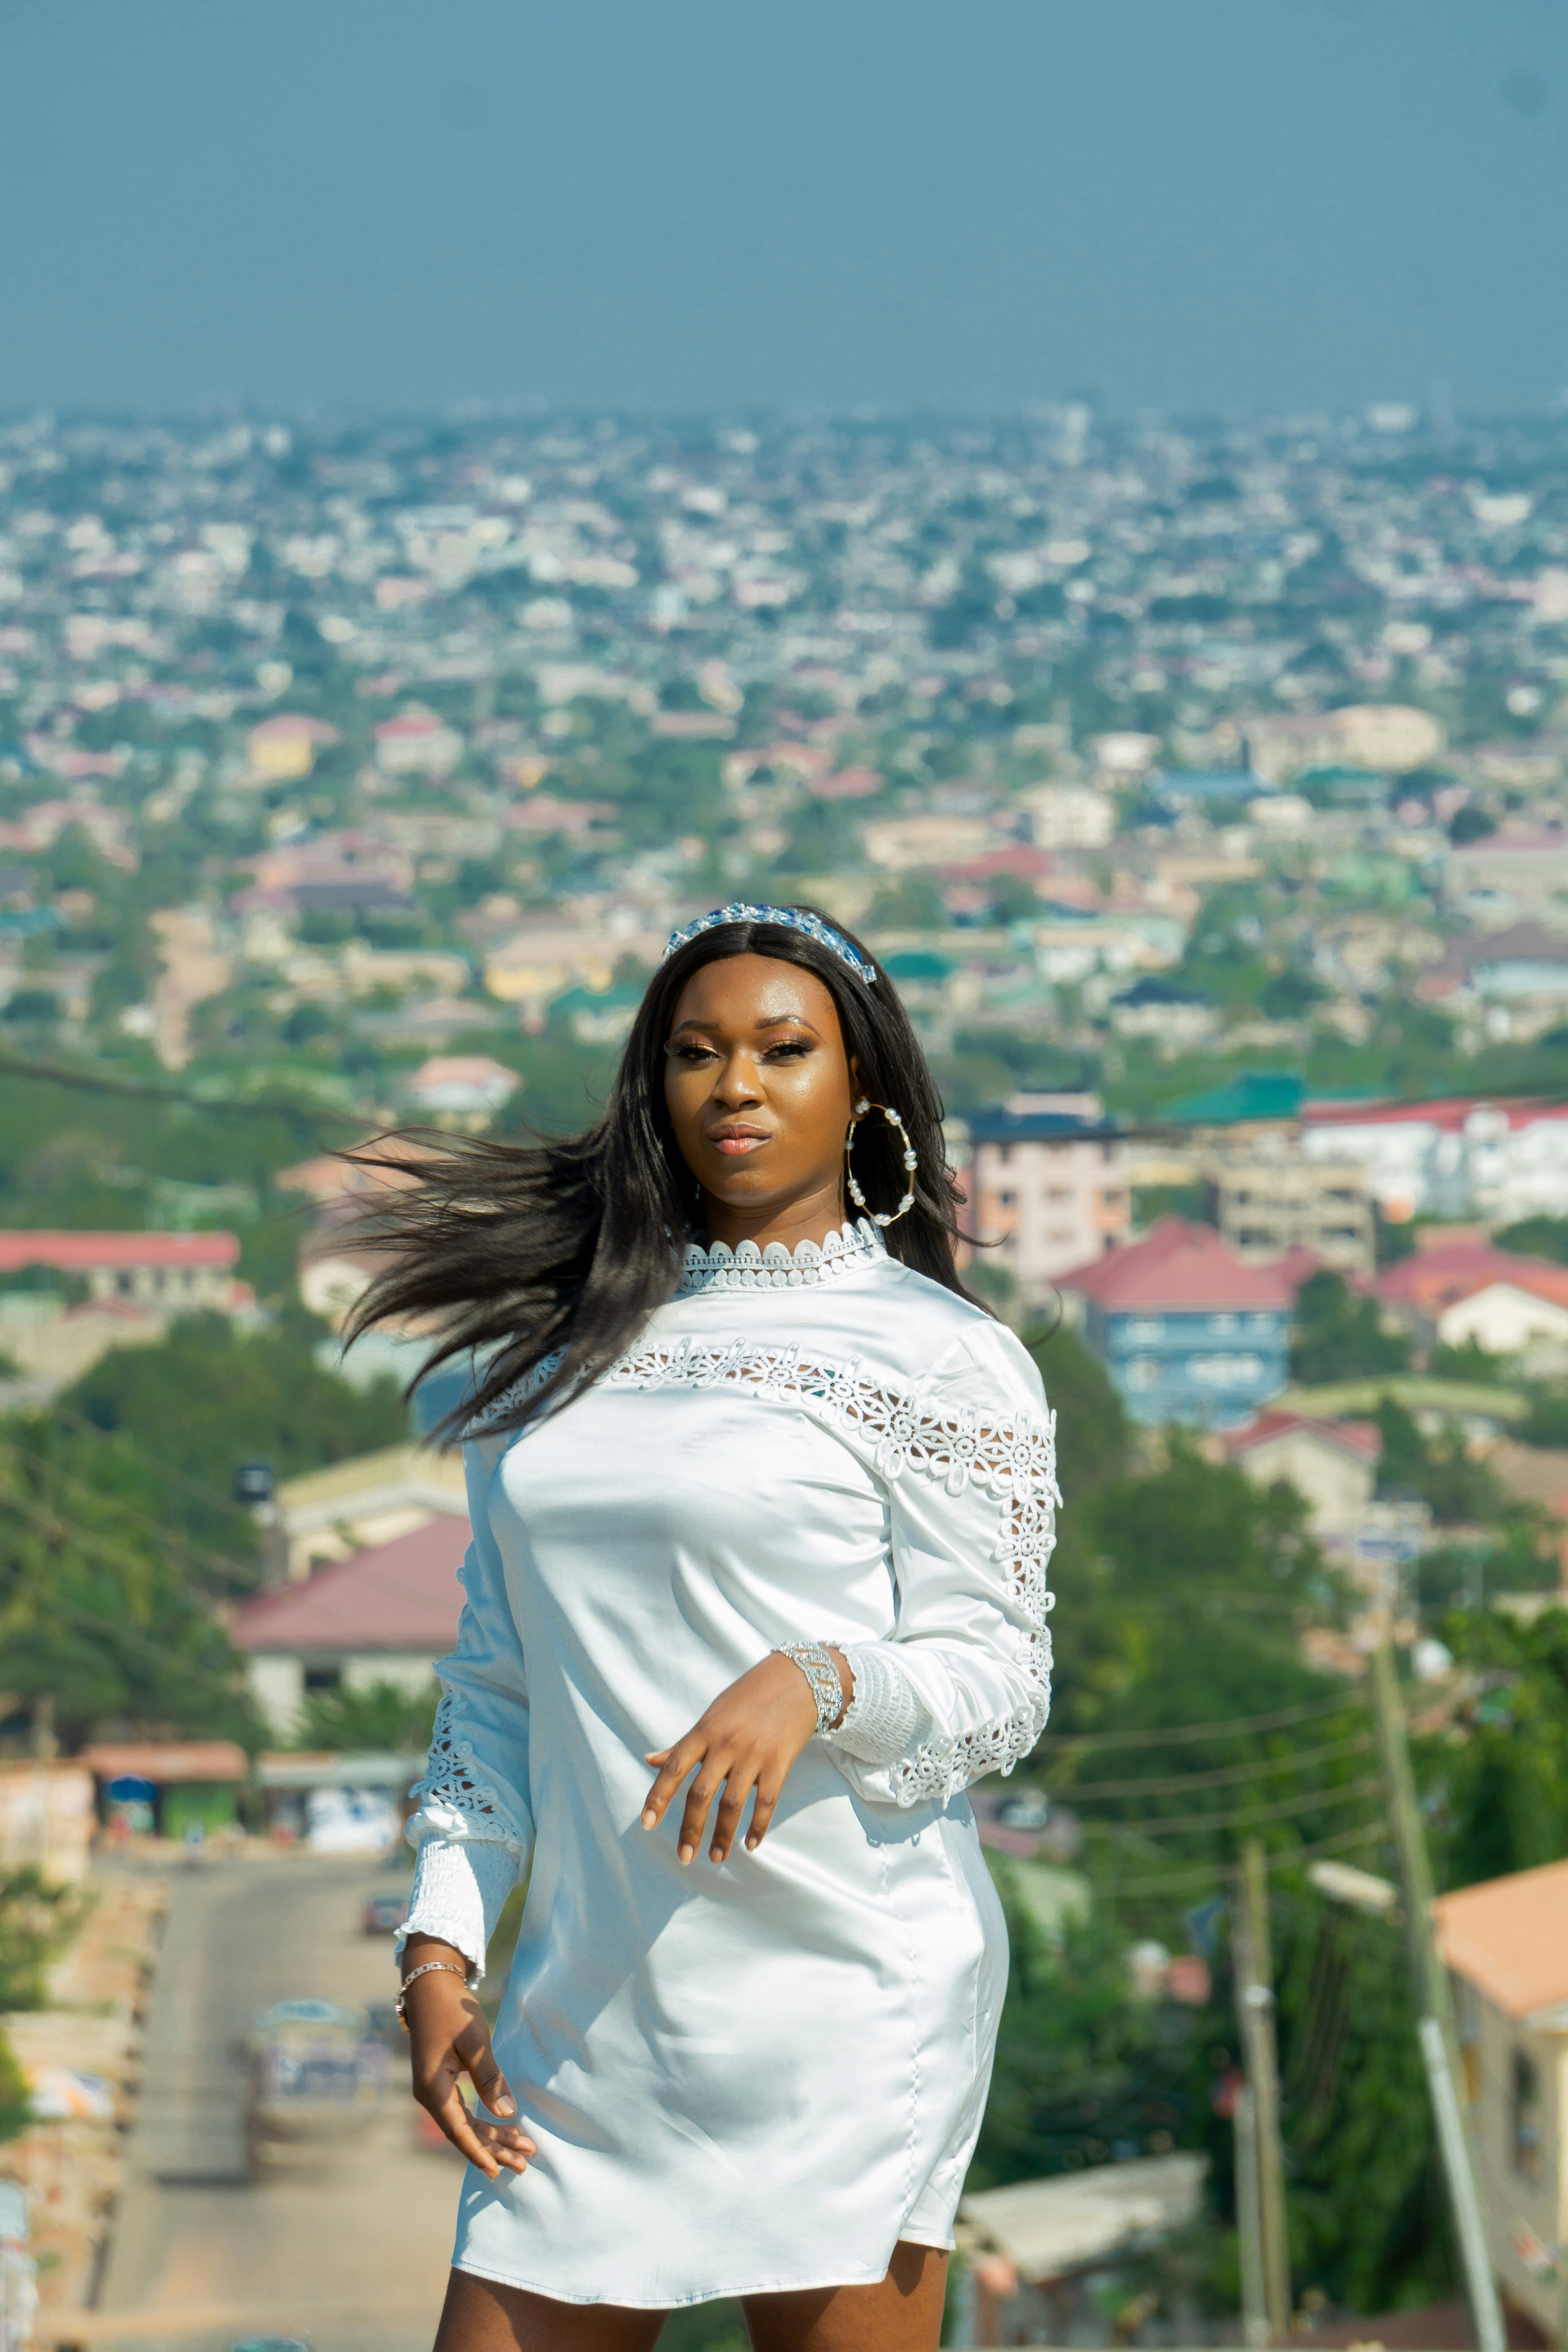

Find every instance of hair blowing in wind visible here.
[342,911,975,1439]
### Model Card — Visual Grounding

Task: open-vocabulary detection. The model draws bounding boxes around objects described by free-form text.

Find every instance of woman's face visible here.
[662,953,859,1239]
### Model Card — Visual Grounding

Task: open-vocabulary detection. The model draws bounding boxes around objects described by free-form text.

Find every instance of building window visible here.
[303,1664,343,1695]
[1512,2048,1543,2179]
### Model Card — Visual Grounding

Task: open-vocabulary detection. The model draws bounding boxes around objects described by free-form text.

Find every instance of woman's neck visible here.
[696,1177,849,1258]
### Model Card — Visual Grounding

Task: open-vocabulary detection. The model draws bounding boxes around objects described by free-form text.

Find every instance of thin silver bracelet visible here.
[395,1957,472,2030]
[777,1641,845,1735]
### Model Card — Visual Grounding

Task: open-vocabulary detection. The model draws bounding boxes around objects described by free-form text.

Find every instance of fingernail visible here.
[495,2097,514,2116]
[641,1809,657,1829]
[679,1844,693,1864]
[745,1837,758,1851]
[710,1846,722,1863]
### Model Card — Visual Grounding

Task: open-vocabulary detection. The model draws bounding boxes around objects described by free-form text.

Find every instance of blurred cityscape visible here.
[4,399,1568,2348]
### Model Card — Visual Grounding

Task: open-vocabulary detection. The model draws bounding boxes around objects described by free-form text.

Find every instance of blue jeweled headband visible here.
[661,902,878,986]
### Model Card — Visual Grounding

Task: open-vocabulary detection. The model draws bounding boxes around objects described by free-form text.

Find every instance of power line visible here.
[1087,1820,1388,1900]
[1047,1729,1373,1802]
[0,1443,256,1597]
[41,1397,258,1526]
[1081,1774,1384,1844]
[1032,1692,1353,1755]
[0,1045,368,1129]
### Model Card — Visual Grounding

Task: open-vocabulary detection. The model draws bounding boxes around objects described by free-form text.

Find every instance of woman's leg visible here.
[434,2267,668,2352]
[742,2241,948,2352]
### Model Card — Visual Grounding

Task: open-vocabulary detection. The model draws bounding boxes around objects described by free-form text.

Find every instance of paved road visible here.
[92,1849,463,2352]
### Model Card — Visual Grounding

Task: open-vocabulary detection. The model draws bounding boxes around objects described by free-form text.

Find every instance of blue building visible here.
[1060,1218,1291,1430]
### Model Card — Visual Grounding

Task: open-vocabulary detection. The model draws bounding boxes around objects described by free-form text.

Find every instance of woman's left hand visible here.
[642,1649,850,1865]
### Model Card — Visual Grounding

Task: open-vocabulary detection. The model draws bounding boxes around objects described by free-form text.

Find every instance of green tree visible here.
[1027,1320,1129,1504]
[1495,1214,1568,1268]
[1432,1608,1568,1885]
[297,1677,439,1754]
[971,1865,1207,2189]
[1290,1271,1408,1385]
[0,1439,260,1746]
[59,1314,408,1559]
[1373,1396,1506,1525]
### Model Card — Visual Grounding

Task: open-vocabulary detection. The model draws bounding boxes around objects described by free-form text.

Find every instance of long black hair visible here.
[343,908,975,1437]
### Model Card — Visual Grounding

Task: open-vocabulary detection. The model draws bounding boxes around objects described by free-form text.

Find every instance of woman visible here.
[352,903,1060,2351]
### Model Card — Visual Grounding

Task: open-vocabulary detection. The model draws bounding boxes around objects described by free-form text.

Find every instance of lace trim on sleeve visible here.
[407,1686,530,1857]
[599,1340,1060,1806]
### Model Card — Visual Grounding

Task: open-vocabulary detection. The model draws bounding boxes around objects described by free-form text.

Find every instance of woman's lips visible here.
[709,1131,769,1155]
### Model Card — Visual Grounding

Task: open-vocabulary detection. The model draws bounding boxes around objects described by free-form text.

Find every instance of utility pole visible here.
[1370,1644,1505,2352]
[30,1693,56,1876]
[1233,2085,1269,2348]
[1233,1839,1291,2340]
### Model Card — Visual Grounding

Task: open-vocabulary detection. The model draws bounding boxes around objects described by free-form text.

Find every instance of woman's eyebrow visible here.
[670,1011,822,1036]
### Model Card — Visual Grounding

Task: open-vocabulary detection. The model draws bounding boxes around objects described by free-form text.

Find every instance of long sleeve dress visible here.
[398,1217,1059,2310]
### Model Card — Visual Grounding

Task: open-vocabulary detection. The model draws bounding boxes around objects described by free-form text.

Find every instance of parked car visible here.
[228,2339,310,2351]
[244,2001,388,2175]
[361,1887,409,1936]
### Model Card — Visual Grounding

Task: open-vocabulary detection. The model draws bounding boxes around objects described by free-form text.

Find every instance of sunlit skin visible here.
[407,955,946,2350]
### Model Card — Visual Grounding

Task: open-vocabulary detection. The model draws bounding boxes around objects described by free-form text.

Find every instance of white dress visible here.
[399,1218,1059,2310]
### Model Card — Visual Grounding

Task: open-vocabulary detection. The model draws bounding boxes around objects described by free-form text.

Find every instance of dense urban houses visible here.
[964,1094,1131,1301]
[1059,1218,1292,1428]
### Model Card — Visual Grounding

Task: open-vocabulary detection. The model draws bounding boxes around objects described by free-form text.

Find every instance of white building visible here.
[1299,1098,1568,1225]
[1436,1858,1568,2343]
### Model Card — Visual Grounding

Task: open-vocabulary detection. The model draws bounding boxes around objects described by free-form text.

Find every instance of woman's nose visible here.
[714,1052,763,1103]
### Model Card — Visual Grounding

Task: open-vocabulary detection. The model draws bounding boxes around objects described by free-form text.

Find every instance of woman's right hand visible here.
[401,1940,535,2180]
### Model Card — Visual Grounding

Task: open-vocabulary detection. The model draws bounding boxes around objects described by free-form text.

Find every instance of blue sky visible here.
[1,0,1564,415]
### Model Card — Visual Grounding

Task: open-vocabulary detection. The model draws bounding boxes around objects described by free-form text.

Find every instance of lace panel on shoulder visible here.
[599,1340,1060,1803]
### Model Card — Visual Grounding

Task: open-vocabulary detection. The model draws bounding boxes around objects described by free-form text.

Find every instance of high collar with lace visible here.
[677,1217,886,1293]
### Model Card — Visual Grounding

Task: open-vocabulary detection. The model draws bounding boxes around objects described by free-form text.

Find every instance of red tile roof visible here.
[1301,1095,1568,1135]
[1376,1239,1568,1317]
[1058,1219,1292,1313]
[80,1741,249,1783]
[0,1230,239,1272]
[1223,1412,1382,1464]
[232,1516,468,1658]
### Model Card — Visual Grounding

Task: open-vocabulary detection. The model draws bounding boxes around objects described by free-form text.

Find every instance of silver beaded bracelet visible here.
[776,1641,845,1735]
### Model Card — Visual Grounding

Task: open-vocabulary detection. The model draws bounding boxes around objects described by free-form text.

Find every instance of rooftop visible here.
[1377,1238,1568,1317]
[1060,1218,1293,1314]
[232,1515,468,1657]
[1435,1856,1568,2020]
[1223,1411,1382,1464]
[0,1230,239,1272]
[961,2152,1206,2282]
[80,1741,249,1784]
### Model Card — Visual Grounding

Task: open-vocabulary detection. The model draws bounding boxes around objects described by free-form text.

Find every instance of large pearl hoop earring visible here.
[845,1097,918,1228]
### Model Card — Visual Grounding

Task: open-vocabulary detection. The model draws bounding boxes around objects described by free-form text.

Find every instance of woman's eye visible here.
[765,1039,813,1061]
